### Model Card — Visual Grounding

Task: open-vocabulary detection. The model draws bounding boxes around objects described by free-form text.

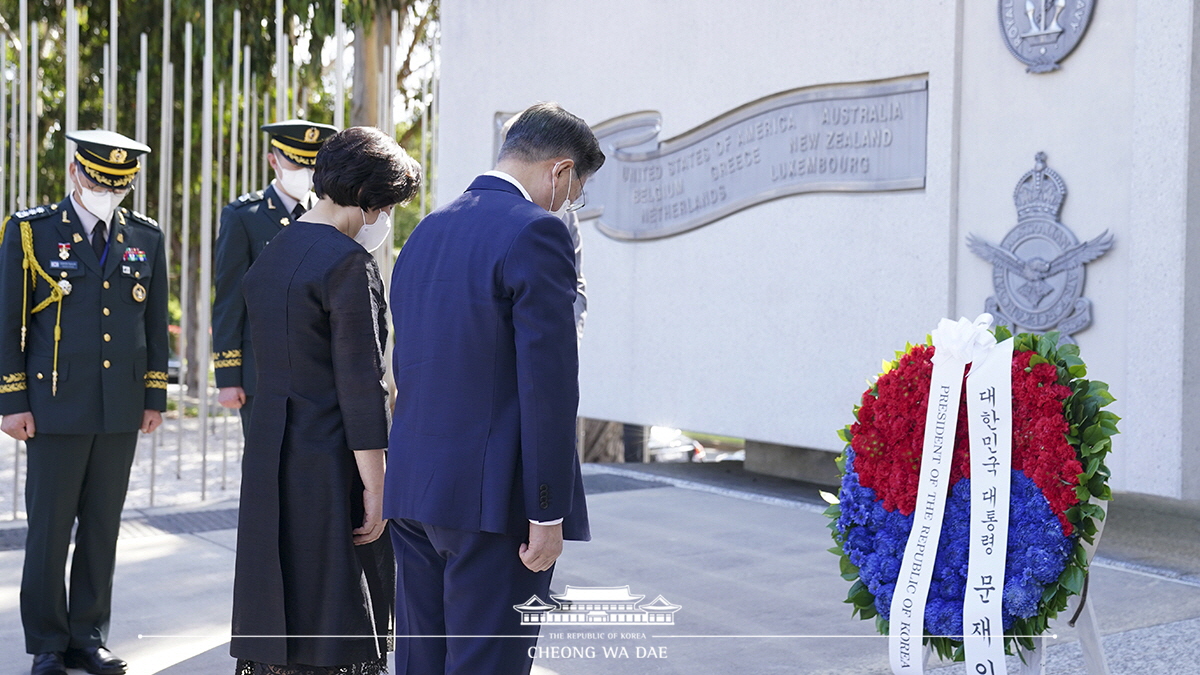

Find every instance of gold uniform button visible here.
[103,281,110,289]
[104,333,111,342]
[36,373,43,380]
[103,307,110,316]
[60,271,68,278]
[103,360,111,369]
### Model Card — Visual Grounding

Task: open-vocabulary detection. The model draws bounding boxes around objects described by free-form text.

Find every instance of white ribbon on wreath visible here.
[889,314,1012,675]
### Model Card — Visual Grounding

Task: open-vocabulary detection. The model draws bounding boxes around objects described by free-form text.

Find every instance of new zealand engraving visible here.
[968,152,1112,343]
[999,0,1095,73]
[572,76,928,240]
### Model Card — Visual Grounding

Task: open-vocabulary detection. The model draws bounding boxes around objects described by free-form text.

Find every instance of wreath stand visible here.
[924,503,1113,675]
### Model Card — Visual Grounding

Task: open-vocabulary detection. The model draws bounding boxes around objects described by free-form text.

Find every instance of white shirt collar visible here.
[69,192,101,238]
[482,170,532,202]
[271,181,313,215]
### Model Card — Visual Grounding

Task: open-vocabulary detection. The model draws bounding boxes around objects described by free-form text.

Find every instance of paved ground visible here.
[2,432,1200,673]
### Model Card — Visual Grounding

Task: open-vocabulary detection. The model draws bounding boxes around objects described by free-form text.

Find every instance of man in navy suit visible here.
[385,102,604,675]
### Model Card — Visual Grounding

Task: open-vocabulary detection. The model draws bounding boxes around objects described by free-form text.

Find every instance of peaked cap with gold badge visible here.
[66,129,152,189]
[262,120,338,167]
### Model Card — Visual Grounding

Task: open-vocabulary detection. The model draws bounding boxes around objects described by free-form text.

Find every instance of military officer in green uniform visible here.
[213,120,337,437]
[0,130,168,675]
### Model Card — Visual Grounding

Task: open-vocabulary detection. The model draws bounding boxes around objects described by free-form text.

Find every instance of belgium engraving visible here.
[999,0,1095,73]
[573,76,928,241]
[968,153,1112,343]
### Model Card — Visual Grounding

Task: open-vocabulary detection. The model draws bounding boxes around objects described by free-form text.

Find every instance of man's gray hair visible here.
[498,102,605,177]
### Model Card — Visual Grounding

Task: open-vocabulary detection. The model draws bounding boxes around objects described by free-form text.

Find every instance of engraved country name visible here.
[580,76,928,240]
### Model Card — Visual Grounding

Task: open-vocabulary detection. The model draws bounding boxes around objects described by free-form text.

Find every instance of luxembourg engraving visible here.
[998,0,1095,73]
[574,76,928,241]
[968,152,1112,343]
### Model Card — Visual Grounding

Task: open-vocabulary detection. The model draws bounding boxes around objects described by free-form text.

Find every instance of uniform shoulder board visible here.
[11,204,55,222]
[237,190,266,204]
[124,208,160,229]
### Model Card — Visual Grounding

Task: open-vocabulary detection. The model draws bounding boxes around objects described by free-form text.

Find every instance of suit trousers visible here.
[21,431,138,654]
[392,518,553,675]
[237,394,255,445]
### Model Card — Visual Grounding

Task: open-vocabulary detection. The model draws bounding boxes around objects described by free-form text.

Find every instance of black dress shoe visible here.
[63,646,127,675]
[30,652,67,675]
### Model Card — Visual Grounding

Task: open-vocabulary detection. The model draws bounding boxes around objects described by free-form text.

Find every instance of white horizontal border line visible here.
[138,633,1058,640]
[652,629,1056,634]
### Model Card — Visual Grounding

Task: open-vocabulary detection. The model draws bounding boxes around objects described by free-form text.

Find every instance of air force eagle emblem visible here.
[968,152,1112,344]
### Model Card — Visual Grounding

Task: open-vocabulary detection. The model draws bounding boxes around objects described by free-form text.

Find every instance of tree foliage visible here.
[0,0,438,384]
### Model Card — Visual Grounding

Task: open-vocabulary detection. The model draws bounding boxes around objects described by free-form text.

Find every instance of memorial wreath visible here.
[825,322,1118,663]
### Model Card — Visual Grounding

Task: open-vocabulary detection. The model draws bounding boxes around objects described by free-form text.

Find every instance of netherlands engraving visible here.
[968,153,1112,343]
[573,76,928,240]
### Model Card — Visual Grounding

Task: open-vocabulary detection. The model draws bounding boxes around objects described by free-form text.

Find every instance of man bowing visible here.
[385,102,604,675]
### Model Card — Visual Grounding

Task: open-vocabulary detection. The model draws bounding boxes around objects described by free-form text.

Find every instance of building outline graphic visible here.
[513,585,681,625]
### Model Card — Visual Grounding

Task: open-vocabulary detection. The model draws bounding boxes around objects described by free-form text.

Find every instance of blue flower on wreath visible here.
[838,448,1074,633]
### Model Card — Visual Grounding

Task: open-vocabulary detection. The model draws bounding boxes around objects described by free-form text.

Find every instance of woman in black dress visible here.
[231,127,421,675]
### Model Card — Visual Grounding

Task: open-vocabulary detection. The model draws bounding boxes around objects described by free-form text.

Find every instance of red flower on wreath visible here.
[850,346,1080,534]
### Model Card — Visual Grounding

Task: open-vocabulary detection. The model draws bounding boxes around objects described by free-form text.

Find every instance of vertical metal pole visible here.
[1,34,7,217]
[390,9,399,135]
[150,421,157,507]
[261,92,269,183]
[18,0,27,209]
[229,10,240,204]
[334,0,344,129]
[11,440,18,519]
[216,81,224,230]
[109,0,118,130]
[179,22,193,480]
[431,30,440,204]
[221,405,228,490]
[419,80,428,217]
[275,0,284,122]
[289,23,298,118]
[158,0,172,269]
[199,0,214,501]
[64,4,77,184]
[101,43,110,131]
[377,52,387,133]
[249,78,258,189]
[242,46,250,196]
[9,77,17,215]
[137,33,149,214]
[28,25,37,206]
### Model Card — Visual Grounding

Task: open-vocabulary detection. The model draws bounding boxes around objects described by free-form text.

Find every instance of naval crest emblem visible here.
[999,0,1095,73]
[967,152,1112,344]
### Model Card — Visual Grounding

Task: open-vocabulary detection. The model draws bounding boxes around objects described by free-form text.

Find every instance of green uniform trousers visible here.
[21,431,138,654]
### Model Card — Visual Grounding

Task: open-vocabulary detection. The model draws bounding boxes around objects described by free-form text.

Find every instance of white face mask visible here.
[277,165,314,201]
[355,209,393,253]
[78,186,128,224]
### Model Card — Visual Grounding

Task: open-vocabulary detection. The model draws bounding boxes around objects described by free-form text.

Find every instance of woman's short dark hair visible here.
[497,102,605,178]
[313,126,422,211]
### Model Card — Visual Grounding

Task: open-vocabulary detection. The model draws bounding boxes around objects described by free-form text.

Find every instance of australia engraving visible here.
[575,76,928,240]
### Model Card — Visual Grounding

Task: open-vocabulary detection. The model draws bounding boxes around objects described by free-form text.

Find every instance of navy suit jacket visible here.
[384,175,590,542]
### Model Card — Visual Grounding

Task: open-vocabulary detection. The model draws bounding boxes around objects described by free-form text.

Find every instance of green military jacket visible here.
[213,184,298,396]
[0,198,169,434]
